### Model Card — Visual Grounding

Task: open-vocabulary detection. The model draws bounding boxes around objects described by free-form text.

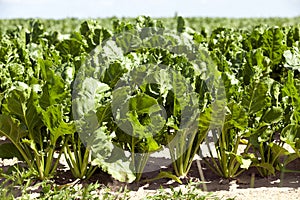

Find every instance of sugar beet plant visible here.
[0,17,300,184]
[0,21,76,180]
[72,17,220,181]
[200,25,300,178]
[0,20,110,180]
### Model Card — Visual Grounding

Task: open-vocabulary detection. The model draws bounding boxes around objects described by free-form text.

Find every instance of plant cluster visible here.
[0,17,299,190]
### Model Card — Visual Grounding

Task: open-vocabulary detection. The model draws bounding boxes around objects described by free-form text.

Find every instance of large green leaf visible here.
[115,93,164,152]
[241,79,271,115]
[39,64,70,109]
[225,101,248,131]
[102,62,128,88]
[90,126,136,183]
[262,27,286,65]
[243,48,271,84]
[0,143,23,160]
[0,114,29,162]
[72,77,136,182]
[79,21,111,52]
[129,93,161,115]
[261,106,283,124]
[286,27,300,47]
[72,77,110,120]
[41,104,75,142]
[282,70,300,123]
[56,39,83,58]
[0,115,27,148]
[2,85,43,143]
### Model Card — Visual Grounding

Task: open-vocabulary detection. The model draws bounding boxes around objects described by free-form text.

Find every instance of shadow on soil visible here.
[53,157,300,192]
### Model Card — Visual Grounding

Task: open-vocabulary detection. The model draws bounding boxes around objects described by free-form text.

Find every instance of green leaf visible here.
[283,153,299,165]
[0,143,23,160]
[198,106,212,133]
[262,27,286,65]
[127,94,164,147]
[113,91,165,149]
[144,171,182,184]
[254,163,275,175]
[96,104,112,125]
[79,21,90,37]
[56,39,82,58]
[73,77,110,120]
[103,62,128,88]
[281,124,300,154]
[2,86,43,143]
[241,79,270,115]
[90,126,136,183]
[129,93,161,115]
[0,114,29,162]
[261,106,283,124]
[225,101,248,131]
[283,48,300,71]
[2,83,30,120]
[41,105,75,142]
[22,138,39,157]
[92,155,136,183]
[269,143,290,158]
[28,20,45,43]
[39,66,70,109]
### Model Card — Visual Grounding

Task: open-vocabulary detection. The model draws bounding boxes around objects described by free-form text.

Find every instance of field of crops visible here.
[0,16,300,199]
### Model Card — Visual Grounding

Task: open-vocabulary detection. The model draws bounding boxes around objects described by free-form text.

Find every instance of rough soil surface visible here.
[54,156,300,200]
[1,136,300,200]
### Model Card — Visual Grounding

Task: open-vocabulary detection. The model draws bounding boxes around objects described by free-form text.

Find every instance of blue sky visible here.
[0,0,299,19]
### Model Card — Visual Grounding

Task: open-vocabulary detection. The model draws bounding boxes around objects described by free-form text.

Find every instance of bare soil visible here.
[54,156,300,200]
[1,134,300,200]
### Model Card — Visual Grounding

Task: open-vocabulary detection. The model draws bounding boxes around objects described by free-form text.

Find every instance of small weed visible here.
[146,181,220,200]
[0,167,236,200]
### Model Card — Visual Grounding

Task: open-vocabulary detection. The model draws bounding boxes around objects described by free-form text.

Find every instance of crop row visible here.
[0,16,299,183]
